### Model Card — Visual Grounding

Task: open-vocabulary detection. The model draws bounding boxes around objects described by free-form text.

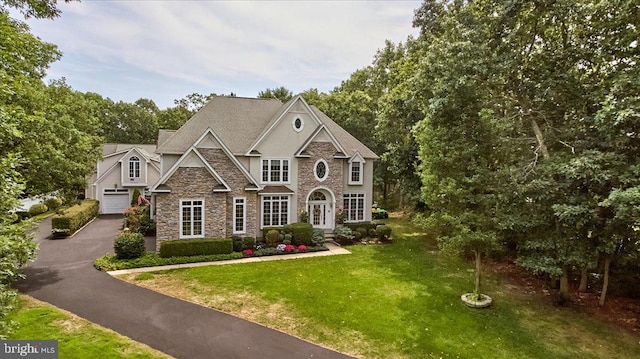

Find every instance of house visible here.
[151,95,378,249]
[86,144,161,214]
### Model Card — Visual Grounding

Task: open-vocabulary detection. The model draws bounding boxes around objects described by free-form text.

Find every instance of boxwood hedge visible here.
[51,199,99,237]
[159,238,233,258]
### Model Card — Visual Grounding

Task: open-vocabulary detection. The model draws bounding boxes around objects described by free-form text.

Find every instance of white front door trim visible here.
[305,187,335,230]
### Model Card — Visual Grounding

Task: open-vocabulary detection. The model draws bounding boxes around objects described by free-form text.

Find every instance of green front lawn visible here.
[7,296,170,359]
[120,217,640,359]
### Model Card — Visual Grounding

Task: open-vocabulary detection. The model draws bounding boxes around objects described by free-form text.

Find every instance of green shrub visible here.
[356,227,368,239]
[124,205,155,235]
[232,236,243,252]
[114,232,145,259]
[44,197,63,210]
[265,229,281,247]
[94,252,243,271]
[14,211,30,221]
[232,236,256,252]
[335,225,356,245]
[243,237,256,250]
[131,188,141,207]
[344,221,377,232]
[262,226,281,239]
[312,228,325,246]
[283,222,313,246]
[28,203,48,216]
[376,224,392,240]
[159,238,233,258]
[51,199,99,237]
[353,230,362,240]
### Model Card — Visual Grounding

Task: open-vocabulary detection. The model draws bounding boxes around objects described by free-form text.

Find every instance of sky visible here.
[19,0,422,109]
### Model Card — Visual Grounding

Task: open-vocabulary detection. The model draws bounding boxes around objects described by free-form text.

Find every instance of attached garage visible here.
[102,189,130,214]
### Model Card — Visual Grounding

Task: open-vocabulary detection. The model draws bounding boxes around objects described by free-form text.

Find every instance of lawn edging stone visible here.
[461,293,492,308]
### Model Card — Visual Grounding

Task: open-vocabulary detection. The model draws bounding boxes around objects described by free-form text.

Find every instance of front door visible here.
[308,190,331,229]
[310,203,327,228]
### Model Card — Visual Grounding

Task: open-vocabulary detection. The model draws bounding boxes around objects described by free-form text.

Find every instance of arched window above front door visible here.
[309,190,326,201]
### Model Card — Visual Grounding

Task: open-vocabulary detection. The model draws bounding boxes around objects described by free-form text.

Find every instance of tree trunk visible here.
[599,256,611,306]
[579,267,588,293]
[474,250,482,295]
[559,266,570,301]
[531,119,550,159]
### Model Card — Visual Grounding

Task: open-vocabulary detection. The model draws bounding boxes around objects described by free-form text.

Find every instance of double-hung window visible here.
[261,159,289,183]
[262,195,289,227]
[349,161,362,185]
[233,197,246,234]
[343,193,365,222]
[129,156,140,178]
[180,199,204,238]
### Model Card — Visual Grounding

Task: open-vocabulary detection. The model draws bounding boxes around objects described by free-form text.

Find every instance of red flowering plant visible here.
[297,245,307,252]
[285,244,296,253]
[242,249,253,257]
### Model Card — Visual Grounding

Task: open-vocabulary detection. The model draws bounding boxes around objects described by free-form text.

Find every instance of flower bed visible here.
[243,245,327,258]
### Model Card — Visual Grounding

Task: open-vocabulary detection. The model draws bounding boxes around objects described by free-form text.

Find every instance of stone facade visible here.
[199,148,258,238]
[155,167,226,250]
[297,142,344,225]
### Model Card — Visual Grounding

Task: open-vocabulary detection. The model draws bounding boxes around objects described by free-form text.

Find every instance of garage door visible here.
[102,189,130,214]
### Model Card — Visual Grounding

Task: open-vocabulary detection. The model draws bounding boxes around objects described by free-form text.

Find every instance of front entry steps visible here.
[323,229,339,246]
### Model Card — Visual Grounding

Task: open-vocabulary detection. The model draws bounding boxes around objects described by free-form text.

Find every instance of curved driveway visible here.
[17,215,353,359]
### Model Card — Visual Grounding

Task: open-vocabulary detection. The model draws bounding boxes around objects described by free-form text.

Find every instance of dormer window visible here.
[292,117,304,132]
[129,156,140,178]
[349,161,362,185]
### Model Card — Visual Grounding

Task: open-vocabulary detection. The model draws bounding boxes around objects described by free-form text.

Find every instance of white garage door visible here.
[102,189,130,214]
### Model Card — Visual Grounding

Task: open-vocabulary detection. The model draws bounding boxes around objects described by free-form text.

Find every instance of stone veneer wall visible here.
[199,148,258,238]
[297,142,344,220]
[155,167,226,250]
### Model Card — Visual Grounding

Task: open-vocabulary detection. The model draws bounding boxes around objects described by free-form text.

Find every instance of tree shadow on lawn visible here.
[364,235,566,359]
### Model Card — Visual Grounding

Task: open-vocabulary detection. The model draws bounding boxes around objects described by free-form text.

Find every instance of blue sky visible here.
[20,0,422,109]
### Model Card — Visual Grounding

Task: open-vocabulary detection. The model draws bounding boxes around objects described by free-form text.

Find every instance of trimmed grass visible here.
[6,295,171,359]
[119,217,640,359]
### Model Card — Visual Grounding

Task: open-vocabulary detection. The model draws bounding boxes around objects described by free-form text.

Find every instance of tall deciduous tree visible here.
[173,92,216,113]
[409,0,640,303]
[411,1,510,296]
[0,0,66,338]
[257,86,293,102]
[100,99,158,144]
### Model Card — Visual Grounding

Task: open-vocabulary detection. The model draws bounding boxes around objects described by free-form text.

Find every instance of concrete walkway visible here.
[17,215,354,359]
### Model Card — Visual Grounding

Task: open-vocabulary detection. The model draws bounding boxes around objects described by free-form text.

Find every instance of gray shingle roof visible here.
[102,143,160,161]
[157,130,176,147]
[310,106,379,159]
[156,95,378,159]
[156,97,284,155]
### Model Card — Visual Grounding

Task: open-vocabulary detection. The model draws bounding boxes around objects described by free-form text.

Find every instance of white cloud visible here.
[23,0,421,108]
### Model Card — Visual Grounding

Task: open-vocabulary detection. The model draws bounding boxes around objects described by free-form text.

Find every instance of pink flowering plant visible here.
[285,244,296,253]
[242,249,253,257]
[297,245,307,252]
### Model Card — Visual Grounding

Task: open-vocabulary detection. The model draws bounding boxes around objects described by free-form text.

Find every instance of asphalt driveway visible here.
[17,215,354,359]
